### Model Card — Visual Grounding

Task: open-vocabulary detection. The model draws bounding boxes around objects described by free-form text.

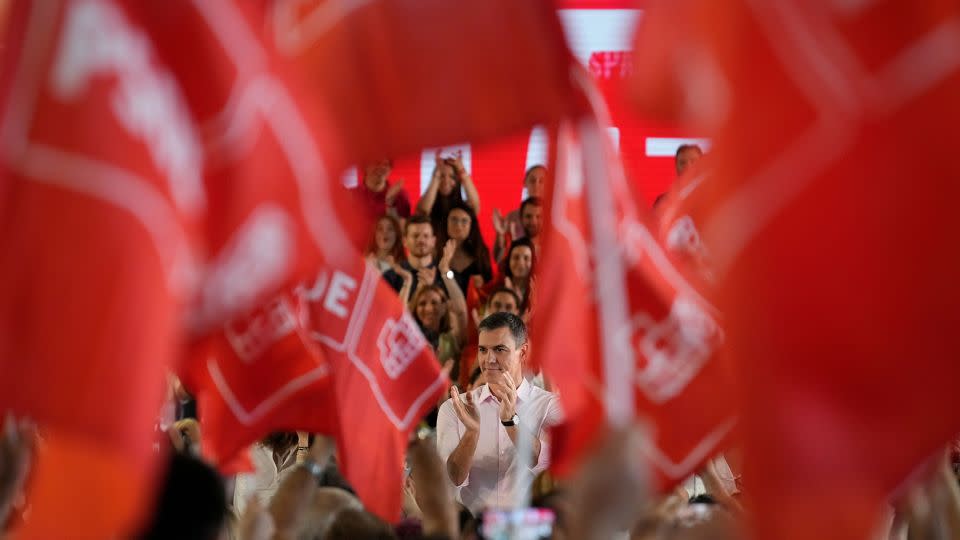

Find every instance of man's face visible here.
[404,223,436,258]
[477,327,525,387]
[675,148,701,177]
[364,159,392,190]
[487,292,519,315]
[520,203,542,239]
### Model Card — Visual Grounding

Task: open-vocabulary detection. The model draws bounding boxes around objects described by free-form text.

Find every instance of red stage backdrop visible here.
[343,0,702,244]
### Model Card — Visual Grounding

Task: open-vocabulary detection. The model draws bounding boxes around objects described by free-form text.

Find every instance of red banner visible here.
[535,68,735,489]
[297,259,448,521]
[632,1,960,538]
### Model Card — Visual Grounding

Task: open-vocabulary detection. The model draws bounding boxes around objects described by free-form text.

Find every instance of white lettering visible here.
[323,271,356,319]
[51,0,205,216]
[199,205,294,326]
[378,314,426,379]
[225,296,297,362]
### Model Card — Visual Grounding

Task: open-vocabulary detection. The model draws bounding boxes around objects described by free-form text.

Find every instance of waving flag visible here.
[631,1,960,538]
[0,1,351,536]
[181,293,335,465]
[296,258,448,521]
[534,67,735,489]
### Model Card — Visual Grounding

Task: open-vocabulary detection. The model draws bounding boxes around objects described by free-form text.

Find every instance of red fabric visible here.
[297,259,448,522]
[0,1,354,536]
[181,294,335,465]
[268,0,580,165]
[534,69,734,489]
[631,2,960,538]
[353,182,412,221]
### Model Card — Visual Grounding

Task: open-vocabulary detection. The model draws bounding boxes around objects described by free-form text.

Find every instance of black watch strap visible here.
[501,414,519,427]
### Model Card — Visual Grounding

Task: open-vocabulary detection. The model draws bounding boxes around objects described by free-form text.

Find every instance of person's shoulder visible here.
[525,383,558,403]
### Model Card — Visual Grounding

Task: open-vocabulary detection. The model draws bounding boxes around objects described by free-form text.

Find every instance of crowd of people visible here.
[1,147,959,540]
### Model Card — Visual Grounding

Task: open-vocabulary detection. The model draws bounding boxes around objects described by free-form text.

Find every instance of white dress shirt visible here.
[233,444,297,515]
[437,378,563,514]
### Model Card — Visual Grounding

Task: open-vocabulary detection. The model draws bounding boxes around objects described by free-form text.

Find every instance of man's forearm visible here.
[505,425,542,465]
[446,430,479,486]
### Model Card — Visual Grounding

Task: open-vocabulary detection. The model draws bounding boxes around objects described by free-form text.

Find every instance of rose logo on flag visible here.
[630,297,721,404]
[378,313,428,379]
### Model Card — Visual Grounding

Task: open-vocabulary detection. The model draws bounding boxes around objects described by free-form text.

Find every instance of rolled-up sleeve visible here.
[436,399,469,488]
[532,395,564,473]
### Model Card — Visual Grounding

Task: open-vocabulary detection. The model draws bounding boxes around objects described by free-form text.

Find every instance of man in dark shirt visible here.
[383,214,446,295]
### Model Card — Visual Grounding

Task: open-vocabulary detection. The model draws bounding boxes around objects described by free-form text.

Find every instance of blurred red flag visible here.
[296,259,448,522]
[181,293,336,465]
[184,259,447,523]
[262,0,580,163]
[631,1,960,538]
[0,1,353,537]
[534,68,735,489]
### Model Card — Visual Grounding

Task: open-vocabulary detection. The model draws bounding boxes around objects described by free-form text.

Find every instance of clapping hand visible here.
[487,372,518,423]
[439,239,456,275]
[417,266,437,289]
[448,387,480,433]
[492,208,507,236]
[385,178,405,204]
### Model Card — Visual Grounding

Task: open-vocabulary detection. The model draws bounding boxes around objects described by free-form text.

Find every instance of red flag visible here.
[631,2,960,538]
[181,293,336,465]
[535,68,735,489]
[0,1,351,537]
[264,0,580,163]
[297,259,448,522]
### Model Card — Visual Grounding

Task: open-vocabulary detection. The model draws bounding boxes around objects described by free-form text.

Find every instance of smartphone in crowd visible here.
[481,508,554,540]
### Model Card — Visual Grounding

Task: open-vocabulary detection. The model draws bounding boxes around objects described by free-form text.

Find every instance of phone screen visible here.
[481,508,554,540]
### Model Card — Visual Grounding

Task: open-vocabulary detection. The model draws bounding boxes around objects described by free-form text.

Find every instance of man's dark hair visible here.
[520,196,541,215]
[136,452,227,540]
[675,144,703,159]
[478,312,527,347]
[486,287,521,310]
[404,213,434,235]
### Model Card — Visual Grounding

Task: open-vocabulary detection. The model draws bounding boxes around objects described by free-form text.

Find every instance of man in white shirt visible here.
[436,312,562,514]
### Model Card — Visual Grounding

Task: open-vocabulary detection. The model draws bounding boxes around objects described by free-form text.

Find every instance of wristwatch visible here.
[501,413,519,427]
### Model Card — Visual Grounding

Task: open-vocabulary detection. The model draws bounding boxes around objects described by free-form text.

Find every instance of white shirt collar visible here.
[477,376,532,403]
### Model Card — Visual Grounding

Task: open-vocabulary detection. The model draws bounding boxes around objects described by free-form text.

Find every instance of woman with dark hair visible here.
[497,237,536,313]
[436,202,493,295]
[365,214,406,273]
[416,151,481,235]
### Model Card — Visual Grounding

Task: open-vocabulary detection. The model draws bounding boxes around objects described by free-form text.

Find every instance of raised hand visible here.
[236,496,276,540]
[385,177,405,204]
[449,386,480,433]
[492,208,507,235]
[488,372,518,422]
[0,415,36,528]
[439,239,456,275]
[417,266,437,289]
[451,151,467,175]
[391,259,412,281]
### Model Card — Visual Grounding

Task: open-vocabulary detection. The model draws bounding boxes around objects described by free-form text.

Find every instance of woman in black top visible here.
[436,202,493,295]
